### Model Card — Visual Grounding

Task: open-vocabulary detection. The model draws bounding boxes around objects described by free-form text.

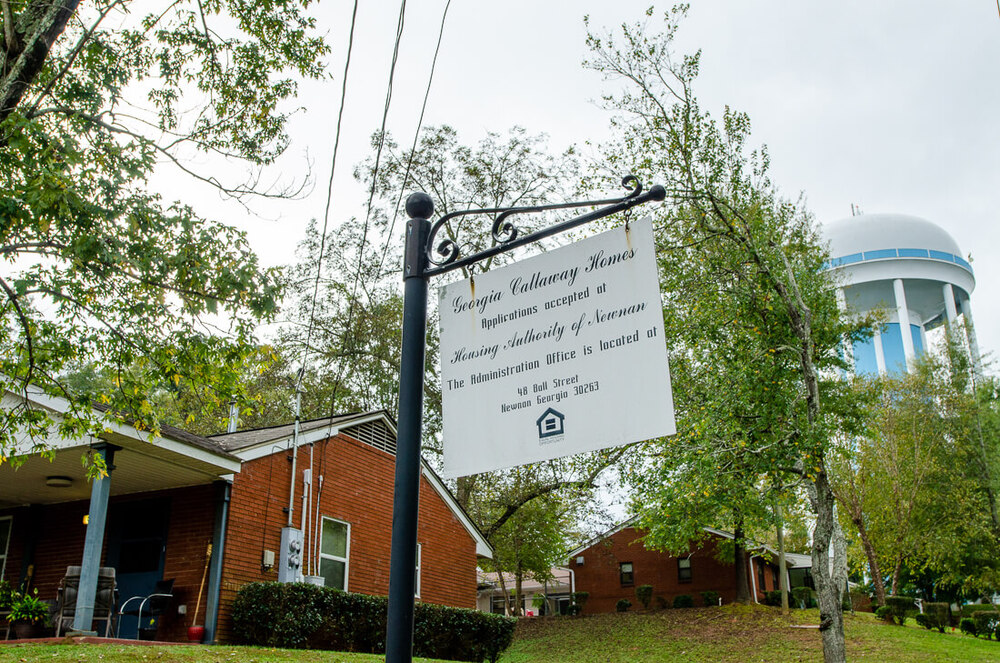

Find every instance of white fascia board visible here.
[7,388,241,473]
[420,460,493,559]
[118,434,242,474]
[233,411,394,462]
[233,425,341,462]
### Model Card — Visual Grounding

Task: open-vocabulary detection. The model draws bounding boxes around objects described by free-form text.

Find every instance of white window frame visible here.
[319,517,350,591]
[415,543,422,598]
[0,516,11,582]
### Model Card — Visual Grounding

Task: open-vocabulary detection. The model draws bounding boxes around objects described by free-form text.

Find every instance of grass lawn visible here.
[0,643,448,663]
[501,604,1000,663]
[3,606,999,662]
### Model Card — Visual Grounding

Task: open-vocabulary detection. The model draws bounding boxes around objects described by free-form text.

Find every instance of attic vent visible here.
[343,420,397,455]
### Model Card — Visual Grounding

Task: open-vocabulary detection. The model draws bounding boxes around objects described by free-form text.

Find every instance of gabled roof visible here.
[208,411,370,451]
[213,409,494,559]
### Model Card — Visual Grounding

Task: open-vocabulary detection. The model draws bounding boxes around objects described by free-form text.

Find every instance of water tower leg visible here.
[835,288,854,374]
[873,325,887,376]
[959,296,984,381]
[942,283,958,326]
[893,279,915,372]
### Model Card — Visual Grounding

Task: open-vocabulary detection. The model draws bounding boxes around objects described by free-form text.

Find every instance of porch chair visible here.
[116,578,174,640]
[54,566,118,637]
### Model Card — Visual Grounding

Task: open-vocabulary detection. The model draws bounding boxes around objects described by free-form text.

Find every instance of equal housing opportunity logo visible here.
[536,408,565,444]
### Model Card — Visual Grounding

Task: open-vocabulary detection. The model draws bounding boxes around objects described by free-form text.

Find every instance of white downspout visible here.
[748,555,760,604]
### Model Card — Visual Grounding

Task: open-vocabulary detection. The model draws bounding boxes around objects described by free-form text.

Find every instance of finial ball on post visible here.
[405,192,434,220]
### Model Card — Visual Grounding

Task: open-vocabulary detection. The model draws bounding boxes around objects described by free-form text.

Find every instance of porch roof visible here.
[0,389,241,509]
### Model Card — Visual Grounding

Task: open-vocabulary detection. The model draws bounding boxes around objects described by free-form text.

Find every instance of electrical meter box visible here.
[278,526,304,583]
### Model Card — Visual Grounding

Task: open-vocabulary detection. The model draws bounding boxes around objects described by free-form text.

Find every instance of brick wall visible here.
[216,431,477,642]
[570,527,777,613]
[0,484,216,640]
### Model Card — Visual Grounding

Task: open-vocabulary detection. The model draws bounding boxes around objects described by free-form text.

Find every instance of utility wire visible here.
[298,0,361,389]
[375,0,453,280]
[326,0,410,412]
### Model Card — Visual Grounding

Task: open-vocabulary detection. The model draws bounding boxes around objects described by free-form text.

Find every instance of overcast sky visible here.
[162,0,1000,365]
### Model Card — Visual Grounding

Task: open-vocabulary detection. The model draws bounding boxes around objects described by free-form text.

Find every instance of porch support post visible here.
[204,479,232,644]
[72,442,118,634]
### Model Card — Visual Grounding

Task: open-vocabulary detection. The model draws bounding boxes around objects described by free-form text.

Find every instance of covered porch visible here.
[1,390,240,642]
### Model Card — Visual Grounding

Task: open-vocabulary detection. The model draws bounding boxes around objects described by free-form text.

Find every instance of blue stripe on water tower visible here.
[824,248,973,275]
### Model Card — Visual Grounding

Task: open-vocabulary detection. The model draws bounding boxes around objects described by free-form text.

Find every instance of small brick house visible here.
[567,520,786,612]
[0,390,489,643]
[210,411,491,641]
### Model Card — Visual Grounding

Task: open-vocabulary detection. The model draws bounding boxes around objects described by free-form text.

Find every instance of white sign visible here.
[438,216,674,478]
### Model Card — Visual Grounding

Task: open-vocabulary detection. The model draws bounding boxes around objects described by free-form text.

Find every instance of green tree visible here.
[586,8,863,660]
[834,345,1000,603]
[0,0,328,459]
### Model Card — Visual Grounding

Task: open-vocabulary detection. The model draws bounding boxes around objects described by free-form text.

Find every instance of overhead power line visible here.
[376,0,453,280]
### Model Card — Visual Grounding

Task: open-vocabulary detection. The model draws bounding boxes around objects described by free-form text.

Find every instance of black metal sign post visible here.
[386,176,665,663]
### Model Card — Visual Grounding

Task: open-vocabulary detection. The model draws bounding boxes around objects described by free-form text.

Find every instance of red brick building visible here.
[568,521,783,612]
[0,390,489,643]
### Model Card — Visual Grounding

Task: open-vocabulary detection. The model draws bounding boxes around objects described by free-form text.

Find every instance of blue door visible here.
[106,498,170,638]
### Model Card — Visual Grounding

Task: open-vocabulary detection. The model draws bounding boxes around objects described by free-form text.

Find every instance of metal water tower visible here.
[822,213,980,376]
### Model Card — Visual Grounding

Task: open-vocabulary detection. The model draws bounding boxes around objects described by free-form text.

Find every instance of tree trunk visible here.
[0,0,80,123]
[494,560,512,616]
[775,499,790,615]
[854,515,886,606]
[807,469,847,663]
[514,569,524,617]
[733,518,751,603]
[890,559,903,597]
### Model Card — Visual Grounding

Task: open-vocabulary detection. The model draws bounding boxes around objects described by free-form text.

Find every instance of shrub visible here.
[616,598,632,612]
[655,596,670,610]
[875,606,892,622]
[884,596,914,626]
[923,602,951,633]
[961,617,978,637]
[763,590,782,607]
[700,591,719,607]
[962,603,1000,617]
[232,582,516,662]
[571,591,590,611]
[972,611,1000,640]
[791,587,814,609]
[915,613,933,630]
[673,594,693,609]
[566,604,582,616]
[635,585,653,610]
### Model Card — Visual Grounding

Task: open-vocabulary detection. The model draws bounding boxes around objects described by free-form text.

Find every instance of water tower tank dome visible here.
[824,213,963,259]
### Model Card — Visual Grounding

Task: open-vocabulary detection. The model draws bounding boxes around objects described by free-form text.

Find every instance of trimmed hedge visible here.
[972,611,1000,640]
[232,582,515,662]
[700,591,719,607]
[673,594,693,609]
[883,596,914,626]
[962,603,1000,617]
[616,598,632,612]
[922,602,951,633]
[960,617,977,637]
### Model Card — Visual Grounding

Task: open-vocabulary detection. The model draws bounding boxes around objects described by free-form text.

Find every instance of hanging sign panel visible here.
[438,215,674,478]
